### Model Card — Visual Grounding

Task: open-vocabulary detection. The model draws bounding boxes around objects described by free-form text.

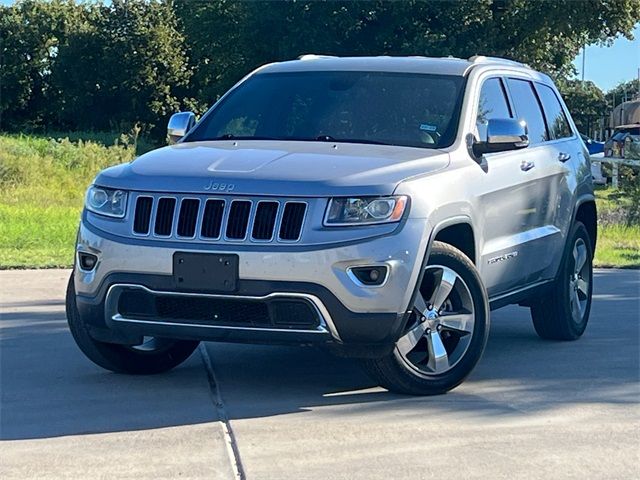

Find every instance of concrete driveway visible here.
[1,269,638,479]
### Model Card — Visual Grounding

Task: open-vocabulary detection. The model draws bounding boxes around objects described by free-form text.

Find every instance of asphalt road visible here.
[1,269,638,479]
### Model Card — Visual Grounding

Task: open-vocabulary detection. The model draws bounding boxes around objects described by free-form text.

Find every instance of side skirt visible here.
[489,279,555,310]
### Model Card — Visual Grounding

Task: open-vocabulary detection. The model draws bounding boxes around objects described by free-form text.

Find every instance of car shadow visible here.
[202,270,639,421]
[1,270,638,440]
[1,306,217,441]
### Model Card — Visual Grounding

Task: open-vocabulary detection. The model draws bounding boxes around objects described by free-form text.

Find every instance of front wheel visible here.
[66,272,199,374]
[362,241,490,395]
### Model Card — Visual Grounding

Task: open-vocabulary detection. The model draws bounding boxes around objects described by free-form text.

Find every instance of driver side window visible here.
[476,78,512,138]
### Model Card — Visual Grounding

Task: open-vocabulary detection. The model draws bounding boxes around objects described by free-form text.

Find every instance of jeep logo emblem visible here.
[204,180,235,192]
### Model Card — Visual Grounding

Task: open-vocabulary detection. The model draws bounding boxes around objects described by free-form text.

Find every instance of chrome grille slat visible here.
[132,194,306,243]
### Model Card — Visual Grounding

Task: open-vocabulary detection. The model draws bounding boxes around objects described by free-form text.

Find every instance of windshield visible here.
[185,71,466,149]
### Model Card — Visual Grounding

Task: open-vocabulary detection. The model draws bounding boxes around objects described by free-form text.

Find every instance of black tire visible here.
[529,222,593,340]
[66,272,199,374]
[362,241,490,395]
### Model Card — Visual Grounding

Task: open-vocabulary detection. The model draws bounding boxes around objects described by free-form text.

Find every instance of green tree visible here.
[175,0,640,112]
[173,0,246,111]
[1,0,191,135]
[608,79,640,107]
[0,0,80,129]
[557,80,608,134]
[2,0,639,136]
[52,0,192,134]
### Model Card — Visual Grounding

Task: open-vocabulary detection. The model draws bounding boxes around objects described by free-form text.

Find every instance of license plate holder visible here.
[173,252,239,292]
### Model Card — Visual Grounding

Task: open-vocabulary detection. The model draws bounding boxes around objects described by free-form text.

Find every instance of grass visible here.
[593,224,640,268]
[0,133,136,268]
[592,187,640,268]
[0,133,638,269]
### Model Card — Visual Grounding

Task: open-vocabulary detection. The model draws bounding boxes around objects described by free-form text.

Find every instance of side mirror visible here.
[167,112,196,144]
[473,118,529,157]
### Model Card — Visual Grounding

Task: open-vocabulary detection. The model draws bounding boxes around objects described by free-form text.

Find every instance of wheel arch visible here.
[432,219,477,266]
[573,196,597,257]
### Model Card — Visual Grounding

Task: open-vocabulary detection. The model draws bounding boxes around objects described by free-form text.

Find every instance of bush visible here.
[619,167,640,225]
[0,134,136,207]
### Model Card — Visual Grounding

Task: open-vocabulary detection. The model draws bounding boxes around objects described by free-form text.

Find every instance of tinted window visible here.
[477,78,512,124]
[507,78,548,144]
[536,84,572,139]
[616,126,640,136]
[186,71,466,149]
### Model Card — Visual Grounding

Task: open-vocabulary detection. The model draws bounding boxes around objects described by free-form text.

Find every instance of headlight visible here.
[85,186,127,218]
[324,196,408,226]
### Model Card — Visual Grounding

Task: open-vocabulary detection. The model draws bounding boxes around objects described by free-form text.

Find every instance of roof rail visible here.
[468,55,529,68]
[297,54,338,61]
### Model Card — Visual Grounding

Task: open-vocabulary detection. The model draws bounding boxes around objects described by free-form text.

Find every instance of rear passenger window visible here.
[507,78,548,145]
[477,78,512,124]
[536,84,572,139]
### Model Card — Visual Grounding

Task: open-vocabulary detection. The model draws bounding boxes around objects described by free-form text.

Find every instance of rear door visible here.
[533,81,578,242]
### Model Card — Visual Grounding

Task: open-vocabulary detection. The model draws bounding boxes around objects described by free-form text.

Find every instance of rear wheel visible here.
[529,222,593,340]
[66,272,199,374]
[362,242,490,395]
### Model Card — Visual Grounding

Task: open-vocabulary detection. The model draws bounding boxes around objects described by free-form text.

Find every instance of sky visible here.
[572,24,640,91]
[2,0,638,92]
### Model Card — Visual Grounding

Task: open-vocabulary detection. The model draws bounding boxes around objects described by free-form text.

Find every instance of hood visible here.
[95,140,449,196]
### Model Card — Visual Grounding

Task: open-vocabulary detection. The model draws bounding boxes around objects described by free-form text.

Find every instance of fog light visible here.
[349,266,388,286]
[78,252,98,271]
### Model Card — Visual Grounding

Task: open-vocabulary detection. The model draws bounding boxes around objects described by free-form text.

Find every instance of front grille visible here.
[133,195,307,243]
[117,289,321,329]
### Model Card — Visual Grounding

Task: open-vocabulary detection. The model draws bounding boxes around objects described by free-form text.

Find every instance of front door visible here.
[473,76,570,297]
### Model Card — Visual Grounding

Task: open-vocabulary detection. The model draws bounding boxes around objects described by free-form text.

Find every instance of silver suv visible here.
[67,56,596,395]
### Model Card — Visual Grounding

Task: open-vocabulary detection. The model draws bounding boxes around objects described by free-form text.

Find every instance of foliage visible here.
[611,167,640,226]
[0,133,136,267]
[2,0,639,137]
[557,80,609,134]
[1,0,192,136]
[608,79,640,107]
[0,0,80,129]
[0,133,135,204]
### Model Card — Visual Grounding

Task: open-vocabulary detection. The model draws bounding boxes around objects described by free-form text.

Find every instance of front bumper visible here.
[75,216,430,354]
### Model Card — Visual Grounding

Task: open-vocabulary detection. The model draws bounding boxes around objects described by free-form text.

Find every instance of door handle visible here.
[520,159,535,172]
[558,152,572,162]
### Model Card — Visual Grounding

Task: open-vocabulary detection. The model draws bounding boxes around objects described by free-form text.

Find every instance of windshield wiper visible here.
[198,133,392,146]
[313,135,390,146]
[205,134,283,141]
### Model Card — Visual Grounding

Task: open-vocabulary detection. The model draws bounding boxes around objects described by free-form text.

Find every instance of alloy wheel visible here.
[569,238,590,324]
[395,265,476,377]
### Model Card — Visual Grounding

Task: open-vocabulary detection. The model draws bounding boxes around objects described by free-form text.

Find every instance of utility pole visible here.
[581,44,586,84]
